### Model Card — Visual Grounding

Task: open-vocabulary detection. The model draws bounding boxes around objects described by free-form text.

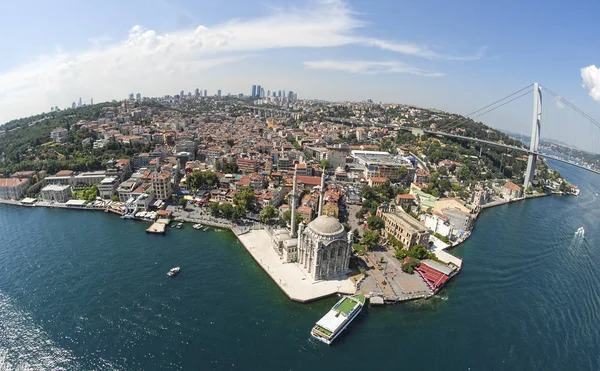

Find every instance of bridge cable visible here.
[440,87,533,133]
[436,84,533,132]
[540,85,600,130]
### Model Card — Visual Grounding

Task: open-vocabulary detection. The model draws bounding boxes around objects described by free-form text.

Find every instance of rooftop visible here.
[307,215,345,236]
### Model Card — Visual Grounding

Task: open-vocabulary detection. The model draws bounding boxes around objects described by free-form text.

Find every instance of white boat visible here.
[203,227,209,232]
[167,267,181,277]
[176,223,183,229]
[310,294,365,344]
[193,224,203,230]
[577,226,584,234]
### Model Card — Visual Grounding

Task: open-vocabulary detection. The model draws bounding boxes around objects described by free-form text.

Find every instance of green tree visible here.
[320,159,329,169]
[111,195,119,202]
[179,198,188,207]
[226,139,235,147]
[282,209,303,230]
[233,186,256,212]
[366,215,384,230]
[260,204,278,223]
[362,229,380,251]
[187,170,219,190]
[209,202,220,216]
[219,203,234,219]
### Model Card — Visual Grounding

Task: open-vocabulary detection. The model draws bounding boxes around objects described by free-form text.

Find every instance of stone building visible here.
[377,203,430,249]
[296,216,353,281]
[271,167,352,281]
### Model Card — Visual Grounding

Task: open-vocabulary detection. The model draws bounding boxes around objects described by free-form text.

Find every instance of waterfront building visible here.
[296,216,353,280]
[377,203,430,249]
[106,159,132,181]
[503,181,523,199]
[0,178,29,200]
[424,213,453,238]
[441,208,473,233]
[40,184,72,203]
[50,128,68,143]
[117,177,142,202]
[73,171,107,187]
[44,170,74,186]
[151,170,172,200]
[98,177,119,199]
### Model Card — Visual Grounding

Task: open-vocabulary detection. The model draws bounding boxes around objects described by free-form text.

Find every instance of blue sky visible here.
[2,0,600,150]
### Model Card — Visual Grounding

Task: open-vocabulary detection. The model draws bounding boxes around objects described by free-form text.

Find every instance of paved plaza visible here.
[237,230,356,302]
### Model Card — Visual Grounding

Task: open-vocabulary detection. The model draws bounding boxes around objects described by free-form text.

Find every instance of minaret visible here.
[290,166,298,238]
[318,170,325,217]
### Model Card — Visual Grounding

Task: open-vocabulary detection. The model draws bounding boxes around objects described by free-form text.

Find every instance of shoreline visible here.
[0,190,573,305]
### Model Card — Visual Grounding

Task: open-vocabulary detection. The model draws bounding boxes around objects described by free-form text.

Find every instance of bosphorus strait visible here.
[1,161,599,370]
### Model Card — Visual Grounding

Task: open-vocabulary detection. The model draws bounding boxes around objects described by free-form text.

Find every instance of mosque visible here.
[271,168,353,281]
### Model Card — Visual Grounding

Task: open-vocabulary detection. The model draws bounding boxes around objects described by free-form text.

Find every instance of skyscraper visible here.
[78,97,82,107]
[278,90,282,97]
[136,93,141,100]
[204,90,207,97]
[72,102,76,109]
[195,88,199,97]
[180,90,185,98]
[217,90,222,97]
[260,87,265,98]
[267,89,270,97]
[288,91,294,100]
[90,98,93,105]
[273,91,276,97]
[256,85,262,98]
[129,93,134,100]
[251,85,257,97]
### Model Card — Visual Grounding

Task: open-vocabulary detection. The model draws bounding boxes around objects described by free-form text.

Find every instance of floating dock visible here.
[146,222,166,234]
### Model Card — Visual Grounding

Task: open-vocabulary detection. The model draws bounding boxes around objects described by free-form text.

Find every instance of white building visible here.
[424,214,453,238]
[97,177,119,200]
[41,184,72,203]
[50,128,68,143]
[296,216,353,280]
[73,171,107,187]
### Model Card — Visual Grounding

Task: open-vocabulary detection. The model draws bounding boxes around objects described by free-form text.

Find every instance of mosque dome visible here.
[307,215,345,236]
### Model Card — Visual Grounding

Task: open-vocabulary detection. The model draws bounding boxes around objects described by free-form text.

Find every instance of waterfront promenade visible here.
[237,230,356,302]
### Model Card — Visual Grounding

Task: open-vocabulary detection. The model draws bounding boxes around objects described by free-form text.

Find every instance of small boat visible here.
[176,223,183,229]
[577,226,584,234]
[193,224,203,230]
[171,223,177,228]
[167,267,181,277]
[203,227,209,232]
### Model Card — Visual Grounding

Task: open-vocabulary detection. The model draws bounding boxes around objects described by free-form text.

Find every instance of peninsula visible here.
[0,90,580,304]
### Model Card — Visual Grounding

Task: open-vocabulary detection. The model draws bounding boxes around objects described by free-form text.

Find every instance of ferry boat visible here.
[167,267,181,277]
[310,294,365,344]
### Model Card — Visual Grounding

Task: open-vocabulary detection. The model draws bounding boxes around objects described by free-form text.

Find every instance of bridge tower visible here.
[524,83,542,189]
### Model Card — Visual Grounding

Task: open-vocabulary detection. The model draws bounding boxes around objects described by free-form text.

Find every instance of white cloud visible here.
[0,0,482,124]
[581,65,600,102]
[304,60,444,77]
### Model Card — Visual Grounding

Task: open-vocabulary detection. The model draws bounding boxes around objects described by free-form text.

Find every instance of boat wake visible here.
[570,227,585,248]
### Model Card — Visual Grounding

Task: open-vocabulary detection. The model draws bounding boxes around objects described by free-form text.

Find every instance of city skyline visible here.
[1,0,600,150]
